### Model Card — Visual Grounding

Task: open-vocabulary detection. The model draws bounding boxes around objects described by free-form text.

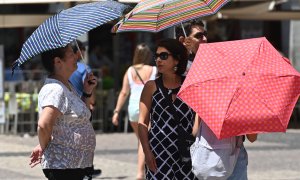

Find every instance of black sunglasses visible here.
[154,52,172,60]
[194,31,207,39]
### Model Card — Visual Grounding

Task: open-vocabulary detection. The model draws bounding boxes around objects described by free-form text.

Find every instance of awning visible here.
[1,1,299,28]
[217,1,300,20]
[0,15,50,28]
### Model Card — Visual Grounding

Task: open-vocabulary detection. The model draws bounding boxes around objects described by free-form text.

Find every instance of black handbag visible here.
[155,77,195,166]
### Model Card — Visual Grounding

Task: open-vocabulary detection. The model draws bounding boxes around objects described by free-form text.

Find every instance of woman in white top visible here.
[29,44,97,180]
[112,43,157,179]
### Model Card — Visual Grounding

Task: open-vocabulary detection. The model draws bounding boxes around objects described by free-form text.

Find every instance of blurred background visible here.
[0,0,300,135]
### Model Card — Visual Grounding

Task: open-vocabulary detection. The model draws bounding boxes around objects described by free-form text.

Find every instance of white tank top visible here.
[127,66,157,102]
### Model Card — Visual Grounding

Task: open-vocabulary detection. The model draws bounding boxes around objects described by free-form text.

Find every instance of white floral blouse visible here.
[38,78,96,169]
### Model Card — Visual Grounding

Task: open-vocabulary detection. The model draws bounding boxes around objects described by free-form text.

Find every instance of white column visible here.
[0,45,4,133]
[289,20,300,71]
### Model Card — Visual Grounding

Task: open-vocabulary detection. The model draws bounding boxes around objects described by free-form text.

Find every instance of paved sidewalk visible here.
[0,131,300,180]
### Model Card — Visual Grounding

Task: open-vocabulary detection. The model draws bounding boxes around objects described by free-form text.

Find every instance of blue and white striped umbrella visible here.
[12,1,128,72]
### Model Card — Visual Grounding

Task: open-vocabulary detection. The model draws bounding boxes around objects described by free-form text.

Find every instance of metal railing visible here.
[2,69,129,135]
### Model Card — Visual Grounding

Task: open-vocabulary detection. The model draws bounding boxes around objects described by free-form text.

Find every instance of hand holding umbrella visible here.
[83,73,98,93]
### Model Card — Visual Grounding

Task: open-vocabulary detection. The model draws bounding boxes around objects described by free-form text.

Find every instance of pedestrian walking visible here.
[29,44,97,180]
[112,43,157,179]
[138,38,196,179]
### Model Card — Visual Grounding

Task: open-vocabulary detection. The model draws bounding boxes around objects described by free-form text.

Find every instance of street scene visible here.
[1,0,300,180]
[0,131,300,180]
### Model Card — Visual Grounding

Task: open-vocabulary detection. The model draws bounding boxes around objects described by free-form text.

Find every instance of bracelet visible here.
[113,110,119,114]
[82,92,92,98]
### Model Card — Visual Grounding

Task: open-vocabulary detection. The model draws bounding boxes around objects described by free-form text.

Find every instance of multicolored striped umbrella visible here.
[112,0,230,33]
[12,1,128,73]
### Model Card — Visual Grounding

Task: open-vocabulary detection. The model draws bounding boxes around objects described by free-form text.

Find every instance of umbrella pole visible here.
[74,40,90,72]
[181,22,193,54]
[180,22,187,38]
[75,40,85,61]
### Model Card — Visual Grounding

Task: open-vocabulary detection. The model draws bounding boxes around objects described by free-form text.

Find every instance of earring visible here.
[173,66,178,72]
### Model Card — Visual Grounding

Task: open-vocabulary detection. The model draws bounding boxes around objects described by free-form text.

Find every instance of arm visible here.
[246,134,258,143]
[112,70,130,126]
[89,91,96,112]
[30,106,61,168]
[38,106,61,151]
[192,114,201,137]
[138,80,157,172]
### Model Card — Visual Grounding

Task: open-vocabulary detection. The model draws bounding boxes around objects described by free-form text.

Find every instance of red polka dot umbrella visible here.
[178,37,300,139]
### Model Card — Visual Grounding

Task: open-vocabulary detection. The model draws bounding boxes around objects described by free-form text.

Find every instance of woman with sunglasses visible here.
[138,38,196,179]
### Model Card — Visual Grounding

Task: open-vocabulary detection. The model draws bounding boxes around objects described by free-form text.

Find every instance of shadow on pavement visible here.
[98,176,128,179]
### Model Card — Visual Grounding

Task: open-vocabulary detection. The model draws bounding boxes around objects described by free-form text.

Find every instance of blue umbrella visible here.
[12,1,128,73]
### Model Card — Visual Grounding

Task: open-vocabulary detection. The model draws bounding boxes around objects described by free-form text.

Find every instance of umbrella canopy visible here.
[12,1,128,71]
[178,37,300,139]
[112,0,229,33]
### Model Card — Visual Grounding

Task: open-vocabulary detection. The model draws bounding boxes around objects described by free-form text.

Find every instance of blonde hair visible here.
[132,43,152,65]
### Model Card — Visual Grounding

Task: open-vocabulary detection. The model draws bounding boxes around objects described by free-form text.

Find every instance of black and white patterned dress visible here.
[146,77,196,180]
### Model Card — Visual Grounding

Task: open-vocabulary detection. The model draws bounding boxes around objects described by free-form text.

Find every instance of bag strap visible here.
[132,67,145,85]
[155,77,181,124]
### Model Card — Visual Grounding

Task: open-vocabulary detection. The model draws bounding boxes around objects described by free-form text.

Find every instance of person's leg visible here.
[130,121,145,179]
[227,145,248,180]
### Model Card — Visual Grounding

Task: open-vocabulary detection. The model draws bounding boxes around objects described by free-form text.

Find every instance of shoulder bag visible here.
[155,77,195,167]
[190,122,244,179]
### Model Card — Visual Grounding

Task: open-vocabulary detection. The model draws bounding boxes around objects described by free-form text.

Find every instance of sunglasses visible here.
[154,52,172,60]
[194,31,207,39]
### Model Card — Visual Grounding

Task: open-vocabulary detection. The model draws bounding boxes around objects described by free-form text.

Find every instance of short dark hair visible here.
[41,45,69,73]
[156,38,188,76]
[175,19,205,40]
[70,40,85,53]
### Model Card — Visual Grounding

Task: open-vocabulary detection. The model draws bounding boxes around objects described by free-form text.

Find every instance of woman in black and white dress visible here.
[138,38,196,180]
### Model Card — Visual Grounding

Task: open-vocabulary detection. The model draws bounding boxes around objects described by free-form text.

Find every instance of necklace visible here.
[167,86,181,95]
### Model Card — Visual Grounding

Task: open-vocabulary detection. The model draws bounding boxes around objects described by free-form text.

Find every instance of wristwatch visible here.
[82,91,92,98]
[113,110,119,114]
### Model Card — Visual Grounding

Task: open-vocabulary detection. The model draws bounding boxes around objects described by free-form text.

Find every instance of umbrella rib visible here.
[251,74,294,131]
[223,84,239,128]
[156,4,165,31]
[255,90,286,130]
